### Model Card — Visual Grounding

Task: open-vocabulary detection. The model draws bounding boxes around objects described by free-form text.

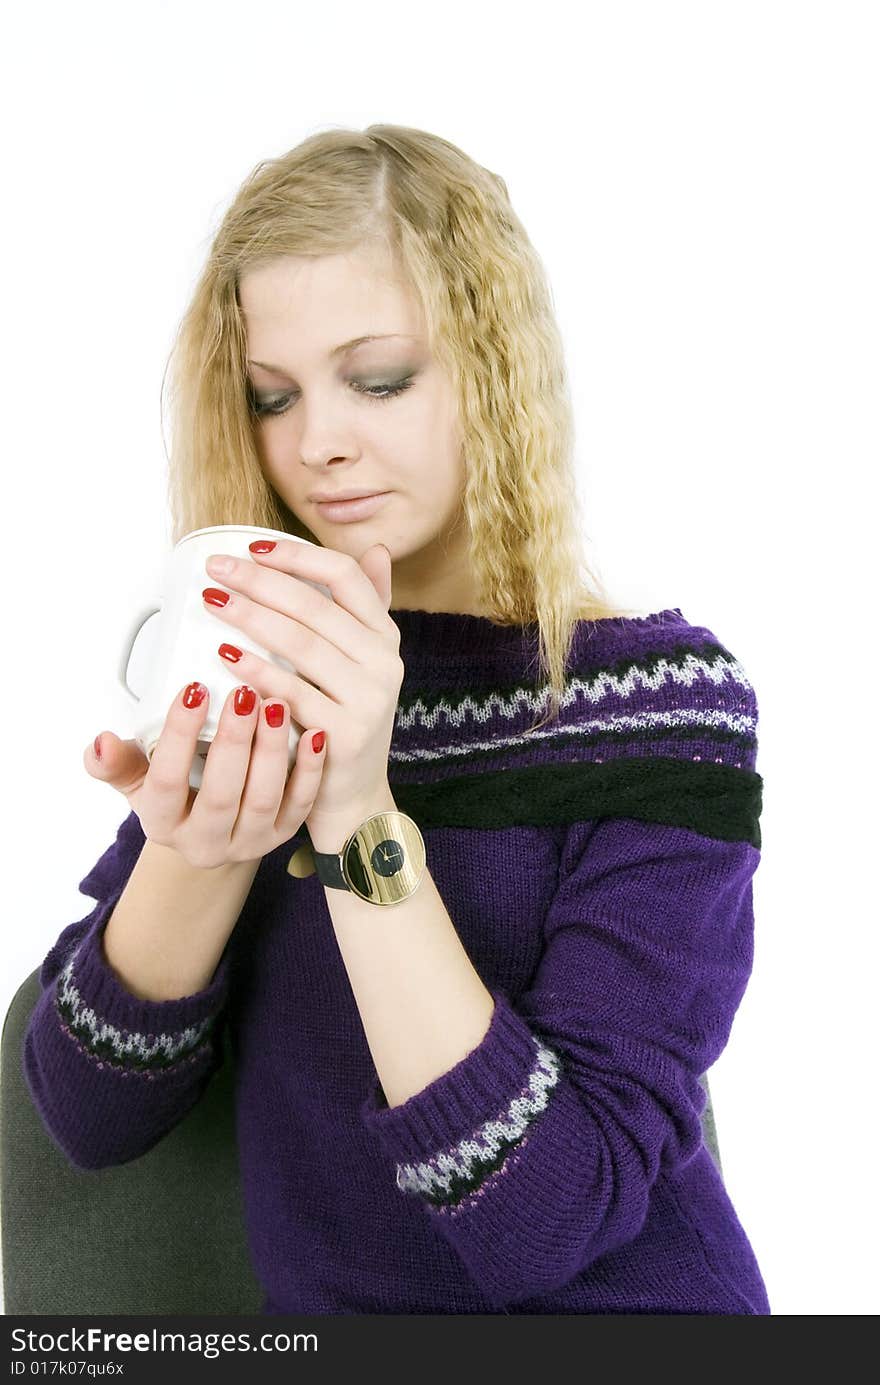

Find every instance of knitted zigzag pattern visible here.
[387,633,762,849]
[392,638,755,773]
[55,949,220,1076]
[395,1033,563,1217]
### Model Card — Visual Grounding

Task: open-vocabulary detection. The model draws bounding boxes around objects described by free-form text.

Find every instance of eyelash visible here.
[248,377,415,419]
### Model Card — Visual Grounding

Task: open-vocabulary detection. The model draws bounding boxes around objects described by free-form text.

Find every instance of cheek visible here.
[253,429,297,494]
[398,393,463,470]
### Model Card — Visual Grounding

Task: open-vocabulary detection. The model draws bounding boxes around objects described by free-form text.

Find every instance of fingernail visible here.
[183,682,208,709]
[93,734,103,760]
[203,587,230,607]
[311,730,325,753]
[206,554,234,575]
[265,702,285,728]
[249,540,276,554]
[219,643,243,663]
[234,685,257,716]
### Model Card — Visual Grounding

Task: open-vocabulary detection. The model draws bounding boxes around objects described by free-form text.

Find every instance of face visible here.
[240,246,484,615]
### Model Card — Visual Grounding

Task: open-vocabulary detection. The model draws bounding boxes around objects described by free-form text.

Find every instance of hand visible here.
[200,540,403,833]
[83,682,329,870]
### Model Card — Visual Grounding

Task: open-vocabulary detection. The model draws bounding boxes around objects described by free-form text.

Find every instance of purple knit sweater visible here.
[23,606,771,1314]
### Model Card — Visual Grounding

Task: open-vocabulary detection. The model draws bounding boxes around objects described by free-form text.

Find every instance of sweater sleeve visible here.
[359,637,763,1309]
[22,810,238,1171]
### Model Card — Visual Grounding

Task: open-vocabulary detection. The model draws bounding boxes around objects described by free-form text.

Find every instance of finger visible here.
[248,541,391,634]
[209,561,374,664]
[135,680,213,835]
[229,696,295,842]
[84,730,150,794]
[212,639,335,744]
[206,584,357,706]
[273,723,327,838]
[187,683,262,832]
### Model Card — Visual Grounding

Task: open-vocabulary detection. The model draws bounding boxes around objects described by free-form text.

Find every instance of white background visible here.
[2,0,876,1318]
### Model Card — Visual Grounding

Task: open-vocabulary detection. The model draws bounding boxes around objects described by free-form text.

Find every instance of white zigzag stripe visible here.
[390,703,755,765]
[390,653,755,764]
[395,1036,562,1198]
[57,949,217,1065]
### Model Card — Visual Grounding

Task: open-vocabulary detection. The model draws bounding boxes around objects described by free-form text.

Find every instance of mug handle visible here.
[118,602,161,702]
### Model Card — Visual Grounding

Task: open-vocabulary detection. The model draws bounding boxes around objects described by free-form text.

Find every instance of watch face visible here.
[342,813,425,902]
[370,837,405,877]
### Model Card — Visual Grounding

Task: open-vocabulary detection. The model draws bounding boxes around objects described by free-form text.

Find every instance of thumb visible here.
[358,543,393,611]
[85,730,150,792]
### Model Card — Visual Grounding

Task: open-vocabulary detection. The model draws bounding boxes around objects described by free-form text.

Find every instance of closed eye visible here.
[247,377,415,419]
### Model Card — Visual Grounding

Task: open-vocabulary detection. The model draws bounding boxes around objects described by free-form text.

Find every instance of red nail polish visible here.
[234,685,257,716]
[93,734,103,760]
[219,643,243,663]
[311,731,325,753]
[265,702,284,728]
[203,587,230,607]
[249,540,276,554]
[183,682,208,709]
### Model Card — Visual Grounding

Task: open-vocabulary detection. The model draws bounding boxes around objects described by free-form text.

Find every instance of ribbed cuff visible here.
[55,894,232,1074]
[358,989,552,1161]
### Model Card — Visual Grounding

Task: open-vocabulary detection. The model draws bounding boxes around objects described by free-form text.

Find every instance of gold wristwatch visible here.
[310,810,426,905]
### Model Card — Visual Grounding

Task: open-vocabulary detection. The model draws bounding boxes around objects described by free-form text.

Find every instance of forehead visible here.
[239,251,424,341]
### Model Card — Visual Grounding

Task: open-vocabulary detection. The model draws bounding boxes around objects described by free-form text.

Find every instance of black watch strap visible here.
[311,849,349,890]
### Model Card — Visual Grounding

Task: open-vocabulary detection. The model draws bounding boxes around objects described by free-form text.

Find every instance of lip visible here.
[309,487,387,502]
[313,491,392,523]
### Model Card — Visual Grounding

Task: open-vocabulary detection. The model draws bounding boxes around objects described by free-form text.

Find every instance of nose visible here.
[295,397,359,471]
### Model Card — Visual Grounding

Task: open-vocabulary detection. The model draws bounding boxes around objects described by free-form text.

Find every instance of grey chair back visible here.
[2,969,264,1315]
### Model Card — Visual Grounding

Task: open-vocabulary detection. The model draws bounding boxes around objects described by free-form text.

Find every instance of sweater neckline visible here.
[388,606,687,662]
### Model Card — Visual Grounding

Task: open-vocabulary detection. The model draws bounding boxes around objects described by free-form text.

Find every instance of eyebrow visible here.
[248,334,418,375]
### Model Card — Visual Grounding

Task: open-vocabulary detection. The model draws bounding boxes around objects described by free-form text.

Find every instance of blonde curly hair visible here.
[162,123,639,734]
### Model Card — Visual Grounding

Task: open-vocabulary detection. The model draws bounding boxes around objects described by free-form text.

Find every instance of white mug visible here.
[117,525,332,791]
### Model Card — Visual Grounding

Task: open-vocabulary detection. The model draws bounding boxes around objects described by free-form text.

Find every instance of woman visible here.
[24,124,770,1314]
